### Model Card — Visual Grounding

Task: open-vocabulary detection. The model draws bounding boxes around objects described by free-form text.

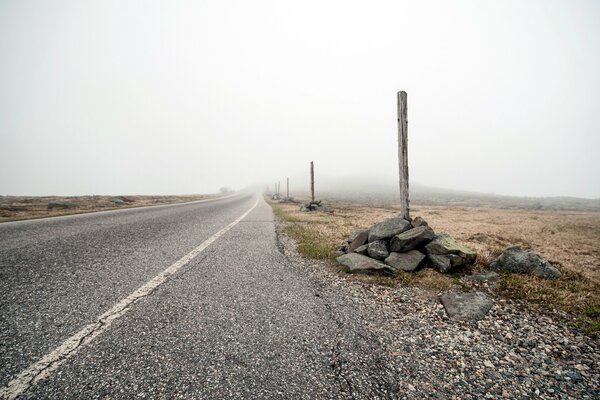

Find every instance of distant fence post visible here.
[286,177,289,198]
[310,161,315,202]
[397,91,410,220]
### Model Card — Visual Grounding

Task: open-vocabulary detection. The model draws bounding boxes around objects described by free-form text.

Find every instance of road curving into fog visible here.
[0,193,398,399]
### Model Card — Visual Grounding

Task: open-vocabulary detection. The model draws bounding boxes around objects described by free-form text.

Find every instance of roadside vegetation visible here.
[268,197,600,337]
[0,194,221,223]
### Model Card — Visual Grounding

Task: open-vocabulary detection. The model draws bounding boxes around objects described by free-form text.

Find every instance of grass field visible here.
[0,194,221,223]
[269,197,600,336]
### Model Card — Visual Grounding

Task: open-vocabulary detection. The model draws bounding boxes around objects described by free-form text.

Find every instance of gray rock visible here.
[440,291,494,321]
[368,217,412,242]
[411,216,429,228]
[348,230,369,252]
[367,240,389,260]
[336,253,394,274]
[424,233,476,263]
[385,250,426,272]
[348,229,365,243]
[47,201,78,210]
[427,254,451,273]
[464,271,499,282]
[565,371,583,382]
[489,246,561,279]
[353,244,368,255]
[427,254,465,273]
[111,198,126,205]
[390,226,435,253]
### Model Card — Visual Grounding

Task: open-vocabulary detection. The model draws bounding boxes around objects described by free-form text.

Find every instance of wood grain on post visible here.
[310,161,315,202]
[397,91,410,220]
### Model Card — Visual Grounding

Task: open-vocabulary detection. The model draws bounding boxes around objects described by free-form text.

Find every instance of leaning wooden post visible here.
[310,161,315,202]
[397,91,410,220]
[286,177,289,198]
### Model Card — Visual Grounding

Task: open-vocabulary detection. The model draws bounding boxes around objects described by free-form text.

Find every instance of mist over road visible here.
[0,194,397,399]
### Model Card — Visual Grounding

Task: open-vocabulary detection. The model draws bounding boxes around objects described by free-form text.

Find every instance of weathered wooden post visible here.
[310,161,315,202]
[397,91,410,220]
[286,177,289,198]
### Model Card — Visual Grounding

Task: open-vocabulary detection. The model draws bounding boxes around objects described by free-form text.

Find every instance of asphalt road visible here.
[0,193,398,399]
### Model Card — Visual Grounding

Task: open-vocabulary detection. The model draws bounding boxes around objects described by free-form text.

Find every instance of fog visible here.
[1,0,599,198]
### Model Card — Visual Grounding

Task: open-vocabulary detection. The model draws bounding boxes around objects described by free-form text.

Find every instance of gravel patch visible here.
[276,220,600,399]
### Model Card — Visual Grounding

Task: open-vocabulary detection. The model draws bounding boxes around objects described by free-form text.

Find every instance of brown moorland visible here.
[0,194,222,223]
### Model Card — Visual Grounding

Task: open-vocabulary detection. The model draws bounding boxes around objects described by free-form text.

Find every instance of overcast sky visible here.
[1,0,599,198]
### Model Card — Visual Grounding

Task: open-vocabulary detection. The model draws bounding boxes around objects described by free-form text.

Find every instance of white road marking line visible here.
[0,197,260,400]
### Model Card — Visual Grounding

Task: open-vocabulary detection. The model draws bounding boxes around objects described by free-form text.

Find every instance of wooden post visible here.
[310,161,315,202]
[286,177,289,198]
[397,91,410,220]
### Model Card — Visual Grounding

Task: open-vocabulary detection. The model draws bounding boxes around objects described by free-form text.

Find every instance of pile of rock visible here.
[300,200,332,213]
[337,216,476,275]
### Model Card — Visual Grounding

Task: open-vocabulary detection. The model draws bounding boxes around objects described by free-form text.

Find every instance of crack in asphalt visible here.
[1,281,163,400]
[3,252,207,400]
[274,222,399,399]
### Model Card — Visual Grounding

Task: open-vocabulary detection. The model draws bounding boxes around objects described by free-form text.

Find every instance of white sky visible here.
[1,0,599,197]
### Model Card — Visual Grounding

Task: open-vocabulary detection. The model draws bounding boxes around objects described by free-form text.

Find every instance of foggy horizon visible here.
[1,0,599,199]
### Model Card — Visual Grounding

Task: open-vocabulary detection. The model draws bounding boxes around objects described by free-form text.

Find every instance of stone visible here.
[47,201,78,210]
[348,230,369,252]
[111,198,126,205]
[565,371,583,382]
[427,254,465,273]
[464,271,499,283]
[367,240,389,260]
[348,229,365,243]
[389,226,435,253]
[336,253,394,274]
[368,217,412,242]
[440,291,494,321]
[385,250,426,272]
[489,246,561,279]
[424,233,476,262]
[411,216,429,228]
[428,254,451,273]
[353,244,368,255]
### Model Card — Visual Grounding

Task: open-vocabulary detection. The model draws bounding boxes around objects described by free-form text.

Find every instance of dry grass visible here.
[0,194,220,223]
[269,198,600,336]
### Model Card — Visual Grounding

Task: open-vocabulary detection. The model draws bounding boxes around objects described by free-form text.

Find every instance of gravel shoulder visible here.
[275,218,600,399]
